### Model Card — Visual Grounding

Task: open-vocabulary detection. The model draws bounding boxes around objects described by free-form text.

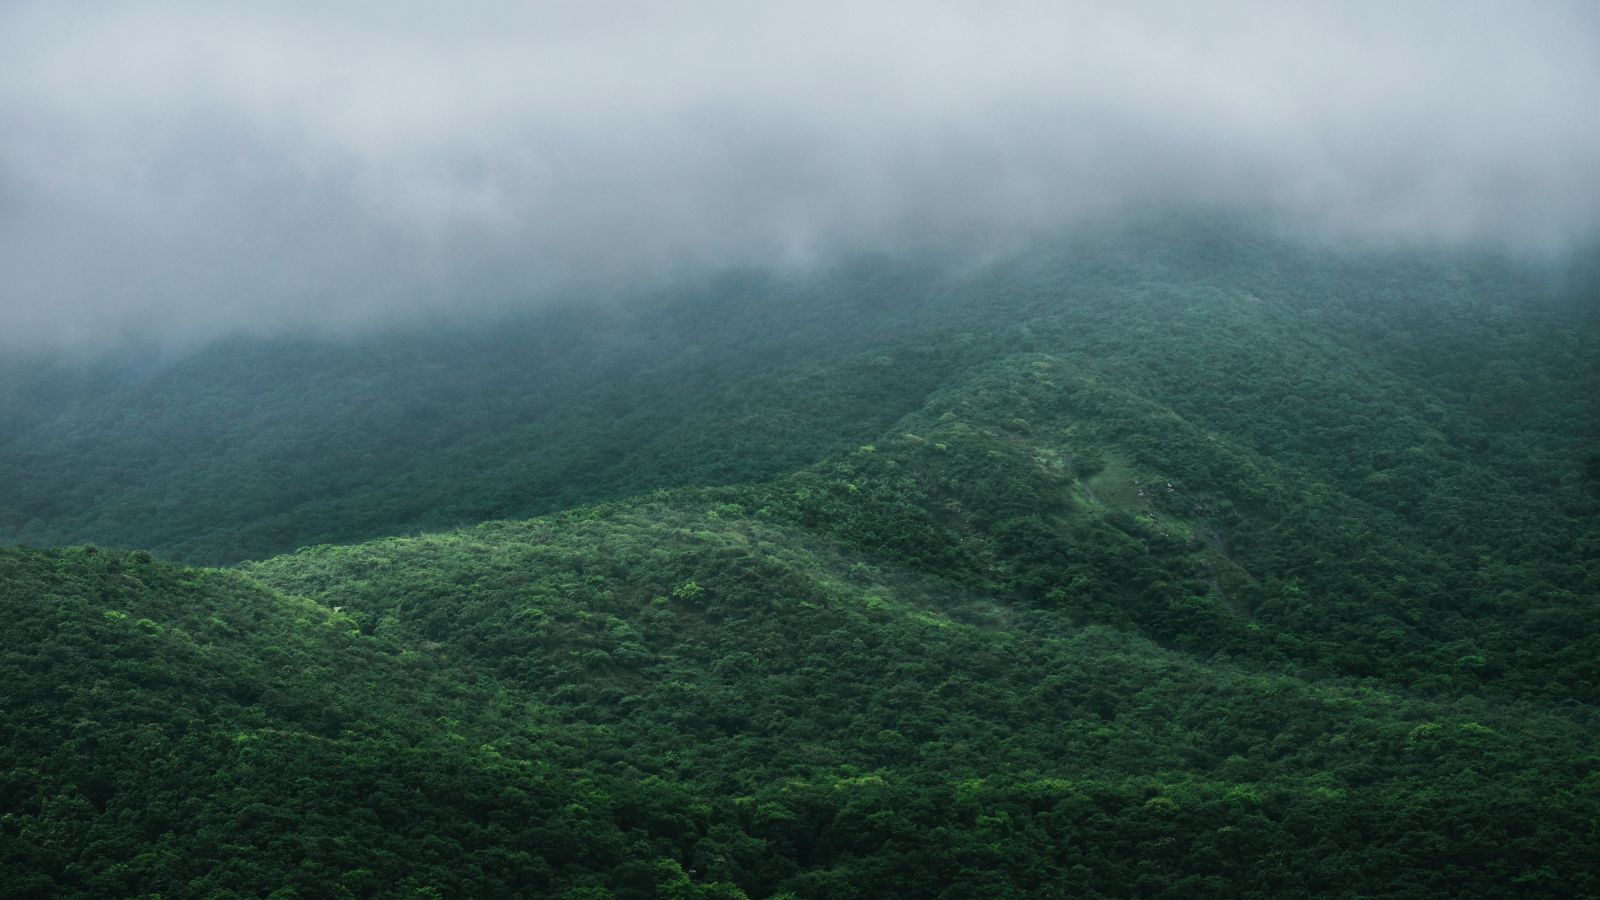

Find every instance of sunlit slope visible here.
[709,347,1595,699]
[248,498,1600,897]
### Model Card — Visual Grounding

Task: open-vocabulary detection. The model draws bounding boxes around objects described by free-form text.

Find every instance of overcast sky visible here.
[2,1,1597,351]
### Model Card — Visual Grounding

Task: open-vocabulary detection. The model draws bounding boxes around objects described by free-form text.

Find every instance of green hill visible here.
[3,218,1598,896]
[3,219,1592,569]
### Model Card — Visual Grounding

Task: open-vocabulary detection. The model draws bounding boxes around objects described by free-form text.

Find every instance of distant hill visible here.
[3,217,1598,896]
[2,219,1592,568]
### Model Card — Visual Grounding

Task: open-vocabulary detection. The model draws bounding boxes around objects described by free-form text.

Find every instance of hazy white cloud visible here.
[2,0,1597,350]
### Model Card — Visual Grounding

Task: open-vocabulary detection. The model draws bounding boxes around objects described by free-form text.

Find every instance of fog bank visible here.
[3,1,1597,351]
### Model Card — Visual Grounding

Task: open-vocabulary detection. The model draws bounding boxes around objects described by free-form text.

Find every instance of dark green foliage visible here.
[0,262,974,566]
[3,217,1598,896]
[4,219,1591,571]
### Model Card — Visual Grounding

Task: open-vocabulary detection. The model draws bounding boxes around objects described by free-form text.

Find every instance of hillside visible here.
[3,220,1599,896]
[7,453,1600,895]
[3,220,1593,567]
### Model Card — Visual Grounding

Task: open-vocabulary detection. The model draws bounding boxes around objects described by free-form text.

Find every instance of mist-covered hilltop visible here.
[3,219,1598,896]
[5,2,1599,355]
[3,219,1594,566]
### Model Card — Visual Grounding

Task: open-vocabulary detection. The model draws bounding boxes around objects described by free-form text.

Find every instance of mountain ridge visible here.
[3,220,1598,896]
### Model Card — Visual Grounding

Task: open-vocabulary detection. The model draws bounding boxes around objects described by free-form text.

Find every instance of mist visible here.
[3,0,1597,352]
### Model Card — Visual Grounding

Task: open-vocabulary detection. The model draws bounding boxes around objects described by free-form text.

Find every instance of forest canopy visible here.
[2,219,1597,896]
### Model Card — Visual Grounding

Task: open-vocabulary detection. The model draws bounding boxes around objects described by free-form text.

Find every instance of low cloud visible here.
[3,1,1597,351]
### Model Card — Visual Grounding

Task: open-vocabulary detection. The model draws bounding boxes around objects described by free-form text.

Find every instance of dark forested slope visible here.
[2,219,1598,897]
[6,450,1599,896]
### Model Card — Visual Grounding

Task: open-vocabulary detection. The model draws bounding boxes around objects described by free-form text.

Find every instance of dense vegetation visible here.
[3,218,1597,896]
[5,219,1591,571]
